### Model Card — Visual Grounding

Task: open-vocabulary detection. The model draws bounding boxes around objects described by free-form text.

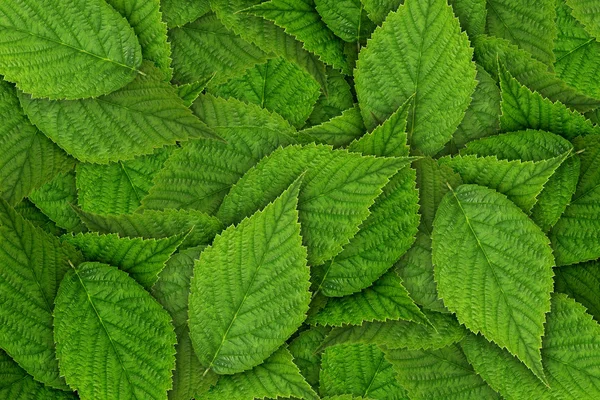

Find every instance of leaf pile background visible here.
[1,0,600,399]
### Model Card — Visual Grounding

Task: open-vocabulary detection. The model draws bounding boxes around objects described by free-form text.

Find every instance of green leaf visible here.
[441,65,501,154]
[474,34,600,112]
[246,0,351,73]
[161,0,211,27]
[298,105,365,147]
[142,94,297,213]
[307,68,354,126]
[550,134,600,265]
[29,170,86,233]
[554,261,600,322]
[355,0,477,155]
[448,0,487,37]
[315,164,419,296]
[348,99,410,157]
[396,158,462,312]
[210,0,327,88]
[76,148,171,215]
[217,144,407,266]
[19,62,218,164]
[189,181,311,374]
[203,347,318,400]
[54,262,177,400]
[0,0,142,99]
[175,80,211,108]
[151,247,218,400]
[106,0,172,78]
[321,310,465,351]
[76,208,222,249]
[169,13,268,86]
[565,0,600,40]
[460,333,552,400]
[14,199,63,236]
[0,349,76,400]
[360,0,402,25]
[542,293,600,399]
[289,326,331,389]
[0,198,82,390]
[62,232,183,289]
[0,80,74,205]
[432,184,555,381]
[498,66,600,139]
[315,0,376,42]
[320,344,408,399]
[212,56,321,127]
[384,344,501,400]
[309,271,426,327]
[554,0,600,99]
[438,154,565,214]
[460,129,579,232]
[486,0,557,65]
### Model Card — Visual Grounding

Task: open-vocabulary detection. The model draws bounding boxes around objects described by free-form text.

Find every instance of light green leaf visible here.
[355,0,477,155]
[554,261,600,322]
[321,310,465,351]
[360,0,402,25]
[161,0,211,27]
[441,65,501,154]
[0,0,142,99]
[460,129,579,232]
[54,262,177,400]
[76,208,222,249]
[0,198,82,390]
[550,134,600,265]
[210,0,327,88]
[498,66,600,139]
[246,0,351,73]
[212,56,321,127]
[384,344,500,400]
[554,0,600,99]
[565,0,600,40]
[542,293,600,399]
[19,62,218,164]
[320,344,408,399]
[142,94,297,213]
[217,144,407,266]
[486,0,557,65]
[204,347,318,400]
[438,154,565,214]
[448,0,487,37]
[169,13,268,86]
[289,326,331,389]
[348,99,410,157]
[0,80,74,205]
[106,0,171,78]
[474,34,600,112]
[396,158,461,312]
[62,232,183,289]
[309,271,426,327]
[315,0,375,42]
[152,247,218,400]
[29,170,86,233]
[298,105,365,147]
[432,184,555,381]
[461,333,552,400]
[176,80,211,108]
[0,349,76,400]
[76,148,171,215]
[189,181,311,374]
[307,68,354,126]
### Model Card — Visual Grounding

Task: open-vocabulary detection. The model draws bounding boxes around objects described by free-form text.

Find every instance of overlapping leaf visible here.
[0,0,143,99]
